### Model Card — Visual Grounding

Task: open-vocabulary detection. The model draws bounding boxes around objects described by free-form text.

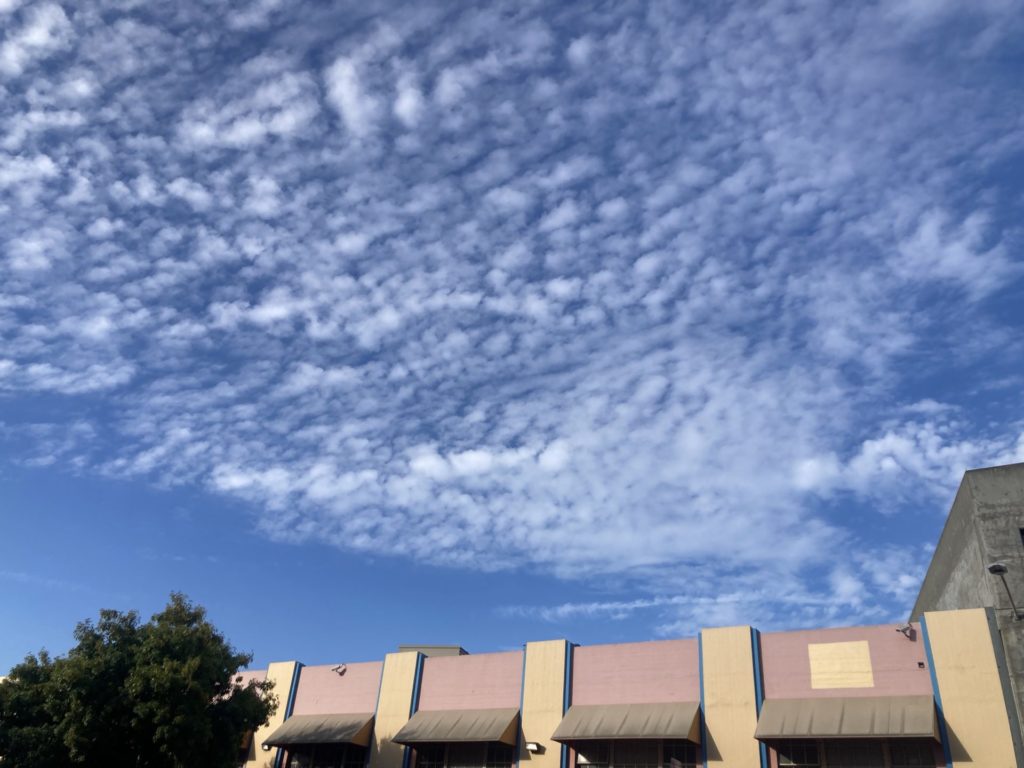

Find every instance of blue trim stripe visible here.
[561,641,573,768]
[698,633,707,768]
[515,645,528,768]
[410,652,425,714]
[750,629,768,768]
[920,616,953,768]
[274,662,304,768]
[402,653,426,768]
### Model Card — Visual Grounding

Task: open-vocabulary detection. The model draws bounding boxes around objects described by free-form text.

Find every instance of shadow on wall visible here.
[702,728,720,763]
[947,723,972,764]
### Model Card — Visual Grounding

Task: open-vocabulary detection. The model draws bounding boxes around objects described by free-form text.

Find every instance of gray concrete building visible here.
[912,461,1024,739]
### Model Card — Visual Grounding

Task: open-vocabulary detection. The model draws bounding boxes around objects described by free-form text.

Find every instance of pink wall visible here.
[760,624,933,699]
[291,661,383,715]
[571,639,700,705]
[236,669,266,685]
[417,651,523,711]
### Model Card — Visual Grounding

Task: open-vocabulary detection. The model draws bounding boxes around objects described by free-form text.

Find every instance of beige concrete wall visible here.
[519,640,568,768]
[368,651,421,768]
[245,660,300,768]
[701,627,760,768]
[925,608,1020,767]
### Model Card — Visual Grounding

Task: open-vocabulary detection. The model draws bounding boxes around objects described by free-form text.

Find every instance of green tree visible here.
[0,593,276,768]
[0,651,65,767]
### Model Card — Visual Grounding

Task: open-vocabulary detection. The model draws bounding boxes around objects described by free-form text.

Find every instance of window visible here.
[574,740,696,768]
[777,740,821,768]
[773,740,937,768]
[416,745,447,768]
[577,741,610,768]
[414,743,515,768]
[448,744,485,768]
[612,741,659,768]
[889,741,938,768]
[286,744,366,768]
[662,740,698,768]
[825,741,884,768]
[486,744,516,768]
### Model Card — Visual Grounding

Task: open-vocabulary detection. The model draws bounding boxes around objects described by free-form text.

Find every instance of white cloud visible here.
[178,63,319,149]
[0,152,58,187]
[597,197,628,220]
[166,177,213,211]
[537,198,580,231]
[324,56,379,137]
[793,419,1024,503]
[895,208,1018,298]
[537,440,570,471]
[227,0,284,30]
[566,36,594,68]
[394,71,425,127]
[0,2,73,76]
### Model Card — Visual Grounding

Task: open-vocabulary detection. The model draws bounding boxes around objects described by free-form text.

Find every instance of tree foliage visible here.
[0,593,276,768]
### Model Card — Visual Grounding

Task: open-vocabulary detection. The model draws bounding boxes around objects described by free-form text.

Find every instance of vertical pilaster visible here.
[519,640,570,768]
[247,660,302,768]
[923,608,1021,768]
[368,652,423,768]
[700,626,760,768]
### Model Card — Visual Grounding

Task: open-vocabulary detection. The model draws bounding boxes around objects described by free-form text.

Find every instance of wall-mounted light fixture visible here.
[262,743,272,752]
[331,664,347,677]
[525,742,544,754]
[988,562,1024,620]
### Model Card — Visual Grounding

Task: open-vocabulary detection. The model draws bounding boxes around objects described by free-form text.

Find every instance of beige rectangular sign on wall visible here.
[808,641,874,689]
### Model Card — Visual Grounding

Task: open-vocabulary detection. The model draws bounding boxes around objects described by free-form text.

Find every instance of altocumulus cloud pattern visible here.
[1,0,1023,632]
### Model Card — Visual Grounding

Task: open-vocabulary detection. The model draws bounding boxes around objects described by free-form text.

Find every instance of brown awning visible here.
[755,697,938,740]
[264,713,375,747]
[393,708,519,745]
[552,703,701,744]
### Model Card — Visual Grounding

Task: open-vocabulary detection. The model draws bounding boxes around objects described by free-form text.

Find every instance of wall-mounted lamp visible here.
[331,664,347,677]
[525,742,544,754]
[988,562,1024,620]
[894,623,915,640]
[262,743,272,752]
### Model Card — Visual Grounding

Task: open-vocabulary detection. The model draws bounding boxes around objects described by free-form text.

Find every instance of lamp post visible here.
[988,562,1024,620]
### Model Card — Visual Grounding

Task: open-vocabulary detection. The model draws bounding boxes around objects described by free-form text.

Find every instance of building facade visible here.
[912,462,1024,742]
[239,609,1022,768]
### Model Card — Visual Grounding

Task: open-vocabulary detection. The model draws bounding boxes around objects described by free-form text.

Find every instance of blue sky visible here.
[1,0,1023,672]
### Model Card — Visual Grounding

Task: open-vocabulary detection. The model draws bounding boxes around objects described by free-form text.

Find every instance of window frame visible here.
[412,742,517,768]
[573,739,698,768]
[771,738,940,768]
[284,742,368,768]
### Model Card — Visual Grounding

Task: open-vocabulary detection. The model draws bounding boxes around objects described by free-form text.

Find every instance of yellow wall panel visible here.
[701,627,760,768]
[246,660,300,768]
[808,641,874,689]
[369,652,421,768]
[924,609,1019,768]
[520,640,568,768]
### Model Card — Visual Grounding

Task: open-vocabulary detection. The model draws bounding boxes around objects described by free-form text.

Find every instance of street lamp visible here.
[988,562,1024,620]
